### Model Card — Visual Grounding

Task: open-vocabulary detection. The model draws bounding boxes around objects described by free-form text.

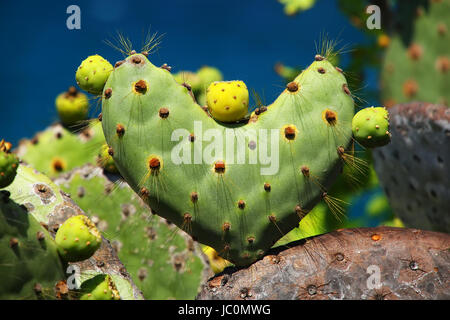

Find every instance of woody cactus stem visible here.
[197,226,450,300]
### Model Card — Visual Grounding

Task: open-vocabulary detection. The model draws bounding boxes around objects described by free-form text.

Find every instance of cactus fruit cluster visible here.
[54,165,211,299]
[381,0,450,107]
[70,48,393,267]
[55,87,90,127]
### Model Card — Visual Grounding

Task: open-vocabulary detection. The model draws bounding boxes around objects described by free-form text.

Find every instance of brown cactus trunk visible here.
[197,227,450,300]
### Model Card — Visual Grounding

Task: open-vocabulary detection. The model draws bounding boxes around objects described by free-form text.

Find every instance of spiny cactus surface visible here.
[94,52,355,266]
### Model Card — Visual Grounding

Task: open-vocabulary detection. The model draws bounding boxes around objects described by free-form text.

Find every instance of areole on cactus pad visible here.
[80,51,356,266]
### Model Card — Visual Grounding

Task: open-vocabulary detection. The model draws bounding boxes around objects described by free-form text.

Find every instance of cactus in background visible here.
[55,87,89,127]
[75,48,370,267]
[278,0,317,16]
[174,66,223,106]
[206,80,249,122]
[76,55,113,95]
[54,165,211,299]
[97,143,118,173]
[352,107,391,148]
[16,121,105,178]
[197,227,450,300]
[380,0,450,107]
[372,102,450,233]
[0,140,19,188]
[2,164,143,300]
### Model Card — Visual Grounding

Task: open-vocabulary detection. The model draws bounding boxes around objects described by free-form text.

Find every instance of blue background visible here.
[0,0,372,145]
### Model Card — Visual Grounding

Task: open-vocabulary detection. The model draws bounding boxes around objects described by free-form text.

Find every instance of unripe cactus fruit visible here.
[0,140,19,188]
[55,86,89,126]
[352,107,391,148]
[97,143,118,173]
[197,66,223,88]
[80,275,120,300]
[76,55,113,95]
[55,215,102,262]
[206,80,249,122]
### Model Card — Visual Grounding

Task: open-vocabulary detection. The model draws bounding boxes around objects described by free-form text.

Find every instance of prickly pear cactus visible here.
[372,102,450,233]
[381,0,450,107]
[0,190,66,300]
[89,51,356,266]
[16,121,105,178]
[54,164,211,299]
[76,55,113,95]
[2,164,143,299]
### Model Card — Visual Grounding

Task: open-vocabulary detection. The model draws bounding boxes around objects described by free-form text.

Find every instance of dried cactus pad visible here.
[100,53,354,266]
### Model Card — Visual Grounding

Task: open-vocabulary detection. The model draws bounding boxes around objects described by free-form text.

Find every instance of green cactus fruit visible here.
[55,87,89,127]
[97,51,355,266]
[55,215,101,262]
[206,80,249,122]
[352,107,391,148]
[197,66,223,89]
[16,121,105,178]
[0,191,66,300]
[0,140,19,188]
[54,165,211,299]
[97,143,118,173]
[381,0,450,107]
[76,55,113,95]
[79,274,120,300]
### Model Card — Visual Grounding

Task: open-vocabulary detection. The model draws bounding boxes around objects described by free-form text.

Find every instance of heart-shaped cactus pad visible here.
[101,53,354,266]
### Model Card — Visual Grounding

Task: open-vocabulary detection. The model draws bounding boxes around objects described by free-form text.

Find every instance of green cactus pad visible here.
[79,274,120,300]
[16,121,105,178]
[76,55,113,95]
[0,191,66,300]
[55,87,89,127]
[98,52,355,266]
[55,215,102,262]
[352,107,391,148]
[54,165,211,300]
[0,141,19,188]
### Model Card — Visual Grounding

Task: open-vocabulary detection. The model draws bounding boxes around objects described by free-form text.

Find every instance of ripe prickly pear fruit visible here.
[76,55,113,95]
[80,275,120,300]
[206,80,249,122]
[97,143,118,173]
[55,215,101,262]
[352,107,391,148]
[0,140,19,188]
[55,87,89,126]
